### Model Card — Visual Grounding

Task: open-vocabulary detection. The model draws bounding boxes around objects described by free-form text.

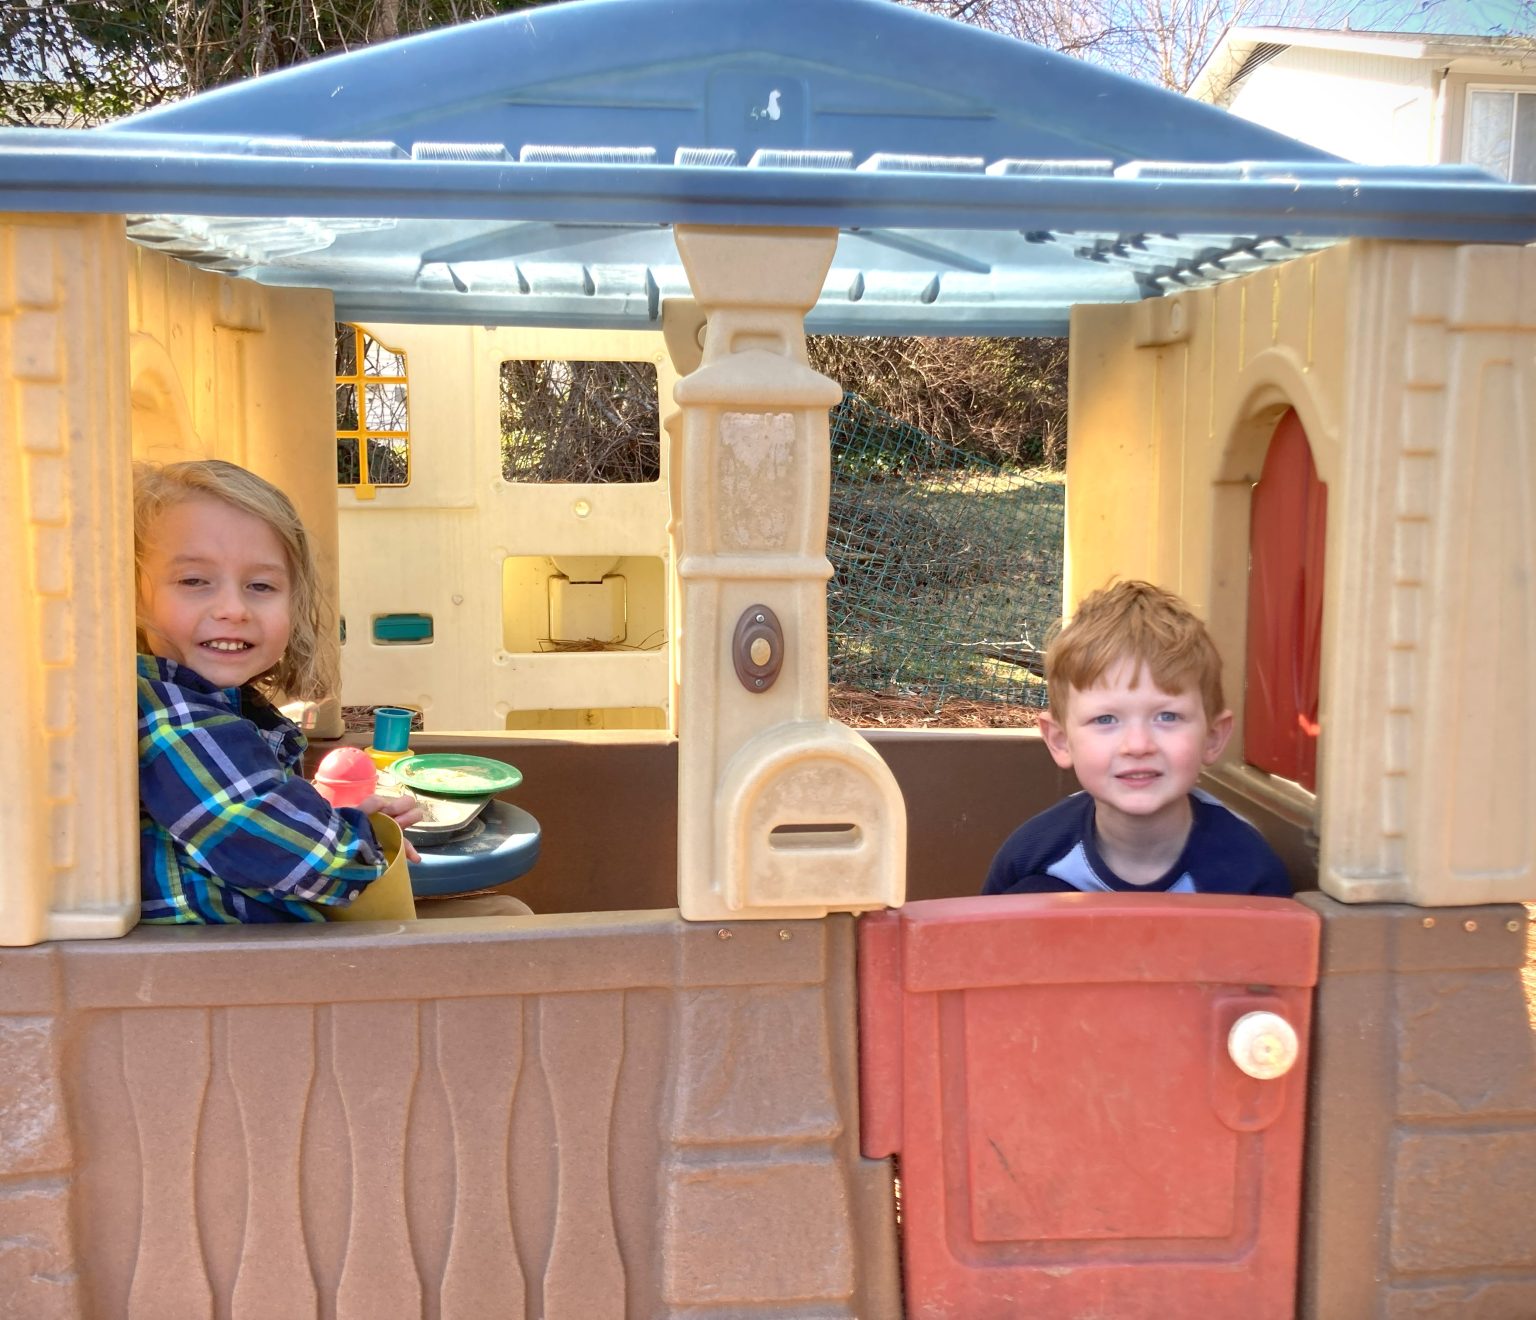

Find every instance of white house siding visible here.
[1225,48,1437,164]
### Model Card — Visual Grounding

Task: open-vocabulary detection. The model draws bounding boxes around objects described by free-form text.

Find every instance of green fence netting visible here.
[827,392,1062,709]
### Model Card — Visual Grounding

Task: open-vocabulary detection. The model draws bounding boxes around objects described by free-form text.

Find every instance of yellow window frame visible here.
[336,323,411,500]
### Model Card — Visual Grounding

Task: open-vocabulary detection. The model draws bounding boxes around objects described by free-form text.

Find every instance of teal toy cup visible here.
[372,706,415,753]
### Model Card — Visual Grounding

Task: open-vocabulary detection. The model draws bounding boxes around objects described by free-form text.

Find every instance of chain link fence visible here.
[827,392,1061,709]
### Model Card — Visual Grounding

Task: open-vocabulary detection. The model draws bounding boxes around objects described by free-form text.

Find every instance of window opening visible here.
[500,555,667,655]
[1464,86,1536,184]
[335,323,410,497]
[500,359,659,483]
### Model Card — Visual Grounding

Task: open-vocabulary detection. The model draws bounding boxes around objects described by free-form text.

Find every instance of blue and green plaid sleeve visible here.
[137,657,384,924]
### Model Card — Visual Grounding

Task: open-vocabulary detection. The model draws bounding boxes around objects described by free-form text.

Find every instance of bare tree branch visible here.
[0,0,545,124]
[897,0,1536,90]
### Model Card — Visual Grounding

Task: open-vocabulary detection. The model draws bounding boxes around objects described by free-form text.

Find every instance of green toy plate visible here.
[389,754,522,798]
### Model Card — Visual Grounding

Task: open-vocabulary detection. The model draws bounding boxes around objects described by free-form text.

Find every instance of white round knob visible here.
[1227,1011,1299,1080]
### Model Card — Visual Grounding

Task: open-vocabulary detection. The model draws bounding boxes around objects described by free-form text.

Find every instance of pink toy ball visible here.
[313,746,379,809]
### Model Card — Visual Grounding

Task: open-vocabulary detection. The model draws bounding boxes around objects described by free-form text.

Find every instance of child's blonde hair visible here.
[1045,580,1224,723]
[133,459,334,701]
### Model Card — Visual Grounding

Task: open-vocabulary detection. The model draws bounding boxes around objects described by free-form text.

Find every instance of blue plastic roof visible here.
[0,0,1530,334]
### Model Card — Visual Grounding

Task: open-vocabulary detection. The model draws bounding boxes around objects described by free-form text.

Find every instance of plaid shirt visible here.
[137,654,383,923]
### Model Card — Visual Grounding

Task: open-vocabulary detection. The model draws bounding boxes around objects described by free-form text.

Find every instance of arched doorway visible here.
[1244,407,1326,792]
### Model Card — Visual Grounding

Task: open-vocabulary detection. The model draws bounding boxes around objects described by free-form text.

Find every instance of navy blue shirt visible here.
[984,789,1292,897]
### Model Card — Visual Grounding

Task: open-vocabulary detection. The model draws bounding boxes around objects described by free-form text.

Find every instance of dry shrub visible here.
[808,336,1068,470]
[501,359,660,483]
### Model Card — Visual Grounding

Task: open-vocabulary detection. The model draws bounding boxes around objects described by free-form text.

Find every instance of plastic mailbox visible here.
[859,893,1320,1320]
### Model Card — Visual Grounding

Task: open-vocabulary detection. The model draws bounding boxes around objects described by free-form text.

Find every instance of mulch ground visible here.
[828,685,1040,728]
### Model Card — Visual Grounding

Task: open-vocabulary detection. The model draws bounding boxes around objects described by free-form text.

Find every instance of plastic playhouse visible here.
[1,1,1533,1317]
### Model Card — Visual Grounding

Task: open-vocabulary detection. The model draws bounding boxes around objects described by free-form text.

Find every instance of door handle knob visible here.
[1227,1010,1299,1079]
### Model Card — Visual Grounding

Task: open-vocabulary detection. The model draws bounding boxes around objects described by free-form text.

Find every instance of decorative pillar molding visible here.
[0,213,137,946]
[672,226,905,922]
[1320,242,1536,905]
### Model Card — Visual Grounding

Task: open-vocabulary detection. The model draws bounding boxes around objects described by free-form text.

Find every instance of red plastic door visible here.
[1245,407,1327,790]
[860,894,1319,1320]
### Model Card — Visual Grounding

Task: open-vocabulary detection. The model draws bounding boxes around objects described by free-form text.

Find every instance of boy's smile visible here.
[137,496,294,690]
[1039,657,1232,838]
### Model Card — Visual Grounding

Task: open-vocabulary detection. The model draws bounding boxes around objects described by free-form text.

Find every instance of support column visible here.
[0,213,137,946]
[1321,243,1536,905]
[672,226,904,922]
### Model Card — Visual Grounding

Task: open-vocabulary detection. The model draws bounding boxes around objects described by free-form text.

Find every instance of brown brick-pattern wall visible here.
[0,946,79,1319]
[1300,894,1536,1320]
[661,929,886,1311]
[0,914,900,1320]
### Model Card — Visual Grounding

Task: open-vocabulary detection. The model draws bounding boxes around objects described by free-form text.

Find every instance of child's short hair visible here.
[133,459,334,701]
[1045,580,1224,722]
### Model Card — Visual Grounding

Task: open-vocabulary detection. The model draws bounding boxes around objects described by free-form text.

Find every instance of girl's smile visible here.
[137,495,294,690]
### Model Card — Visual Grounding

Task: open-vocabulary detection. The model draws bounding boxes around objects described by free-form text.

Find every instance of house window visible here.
[1463,86,1536,184]
[335,324,410,497]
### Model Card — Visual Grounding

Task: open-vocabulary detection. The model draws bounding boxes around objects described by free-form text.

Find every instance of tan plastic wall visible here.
[671,227,906,921]
[1068,240,1536,907]
[127,244,343,736]
[0,214,137,946]
[335,323,683,732]
[2,224,360,946]
[0,913,903,1319]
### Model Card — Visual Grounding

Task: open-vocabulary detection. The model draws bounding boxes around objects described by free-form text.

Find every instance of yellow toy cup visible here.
[324,812,416,922]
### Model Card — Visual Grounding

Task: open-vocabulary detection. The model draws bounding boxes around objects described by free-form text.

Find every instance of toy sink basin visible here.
[375,765,496,844]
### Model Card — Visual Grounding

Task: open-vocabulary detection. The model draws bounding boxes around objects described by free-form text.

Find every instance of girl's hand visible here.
[359,792,425,862]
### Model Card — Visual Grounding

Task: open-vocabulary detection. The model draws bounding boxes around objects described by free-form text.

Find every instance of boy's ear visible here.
[1038,711,1074,770]
[1203,708,1235,764]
